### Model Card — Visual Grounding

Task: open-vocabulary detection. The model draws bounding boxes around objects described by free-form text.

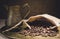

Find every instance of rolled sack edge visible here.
[26,14,60,26]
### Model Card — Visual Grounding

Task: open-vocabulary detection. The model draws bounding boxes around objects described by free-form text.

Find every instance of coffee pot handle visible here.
[22,3,30,19]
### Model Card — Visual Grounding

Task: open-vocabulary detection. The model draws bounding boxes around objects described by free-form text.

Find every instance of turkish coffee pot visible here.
[0,3,30,32]
[6,3,30,27]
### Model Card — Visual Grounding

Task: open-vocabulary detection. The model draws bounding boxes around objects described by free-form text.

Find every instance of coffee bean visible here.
[19,25,58,37]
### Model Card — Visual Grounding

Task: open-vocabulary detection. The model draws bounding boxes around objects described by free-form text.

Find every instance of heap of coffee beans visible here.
[19,26,58,37]
[19,18,58,37]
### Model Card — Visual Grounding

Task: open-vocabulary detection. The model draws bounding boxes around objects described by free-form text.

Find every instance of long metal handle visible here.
[23,3,30,19]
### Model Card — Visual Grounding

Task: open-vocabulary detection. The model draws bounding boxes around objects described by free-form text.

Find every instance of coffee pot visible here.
[6,3,30,27]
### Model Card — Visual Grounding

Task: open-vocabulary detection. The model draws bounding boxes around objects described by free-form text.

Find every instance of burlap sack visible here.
[22,14,60,28]
[3,14,60,39]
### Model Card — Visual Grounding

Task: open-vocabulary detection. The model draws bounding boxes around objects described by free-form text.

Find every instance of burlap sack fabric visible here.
[24,14,60,26]
[3,14,60,39]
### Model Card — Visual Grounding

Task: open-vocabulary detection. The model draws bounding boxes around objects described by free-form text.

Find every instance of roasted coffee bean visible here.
[41,33,48,37]
[19,25,58,37]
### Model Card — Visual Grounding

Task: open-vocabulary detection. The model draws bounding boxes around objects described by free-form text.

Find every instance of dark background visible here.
[0,0,60,19]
